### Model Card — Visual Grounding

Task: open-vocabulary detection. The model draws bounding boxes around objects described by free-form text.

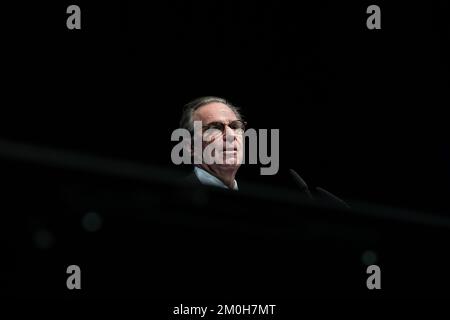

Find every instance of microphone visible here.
[289,168,313,200]
[289,168,350,209]
[315,186,350,209]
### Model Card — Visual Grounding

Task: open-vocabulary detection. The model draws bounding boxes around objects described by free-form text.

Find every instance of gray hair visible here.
[179,96,243,132]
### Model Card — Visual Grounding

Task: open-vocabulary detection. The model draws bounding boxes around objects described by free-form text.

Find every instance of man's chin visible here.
[215,161,242,168]
[222,151,244,164]
[203,153,243,167]
[224,155,243,166]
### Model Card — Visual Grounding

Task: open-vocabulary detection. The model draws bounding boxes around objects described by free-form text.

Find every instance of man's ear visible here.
[182,138,193,158]
[190,132,206,165]
[184,134,203,164]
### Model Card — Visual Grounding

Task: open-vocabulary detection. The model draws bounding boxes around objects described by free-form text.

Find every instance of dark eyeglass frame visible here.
[202,120,247,135]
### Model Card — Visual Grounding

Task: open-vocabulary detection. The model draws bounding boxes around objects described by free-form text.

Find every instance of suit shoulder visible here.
[181,171,201,185]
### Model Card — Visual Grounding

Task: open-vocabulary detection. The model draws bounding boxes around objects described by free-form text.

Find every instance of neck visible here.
[197,164,238,189]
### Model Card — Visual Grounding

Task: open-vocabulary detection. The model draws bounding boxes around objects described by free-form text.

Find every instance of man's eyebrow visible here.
[205,120,238,126]
[203,121,220,126]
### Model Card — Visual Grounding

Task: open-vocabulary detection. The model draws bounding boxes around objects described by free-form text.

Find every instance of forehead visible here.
[192,102,238,124]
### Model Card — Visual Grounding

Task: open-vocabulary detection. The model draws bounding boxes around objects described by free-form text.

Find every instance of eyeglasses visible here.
[202,120,247,139]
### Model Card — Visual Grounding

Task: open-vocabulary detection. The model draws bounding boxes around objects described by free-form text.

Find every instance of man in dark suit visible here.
[179,96,246,191]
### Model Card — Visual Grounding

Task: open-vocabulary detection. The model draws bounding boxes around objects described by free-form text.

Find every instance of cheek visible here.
[235,136,243,148]
[202,135,215,147]
[203,137,223,149]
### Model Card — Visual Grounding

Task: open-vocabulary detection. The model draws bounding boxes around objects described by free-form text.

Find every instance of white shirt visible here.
[194,167,239,191]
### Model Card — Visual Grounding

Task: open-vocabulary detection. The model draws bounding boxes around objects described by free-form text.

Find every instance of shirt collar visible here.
[194,167,239,191]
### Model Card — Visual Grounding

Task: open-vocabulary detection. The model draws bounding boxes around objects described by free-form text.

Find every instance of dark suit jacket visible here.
[181,171,202,186]
[181,170,242,191]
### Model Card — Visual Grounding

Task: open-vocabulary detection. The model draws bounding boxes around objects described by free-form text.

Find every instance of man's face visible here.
[192,102,244,167]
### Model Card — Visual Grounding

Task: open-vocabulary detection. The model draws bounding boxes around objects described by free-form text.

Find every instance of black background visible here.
[2,0,450,306]
[2,0,449,213]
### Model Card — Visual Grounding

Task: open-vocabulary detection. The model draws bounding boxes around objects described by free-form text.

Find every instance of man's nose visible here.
[223,125,237,141]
